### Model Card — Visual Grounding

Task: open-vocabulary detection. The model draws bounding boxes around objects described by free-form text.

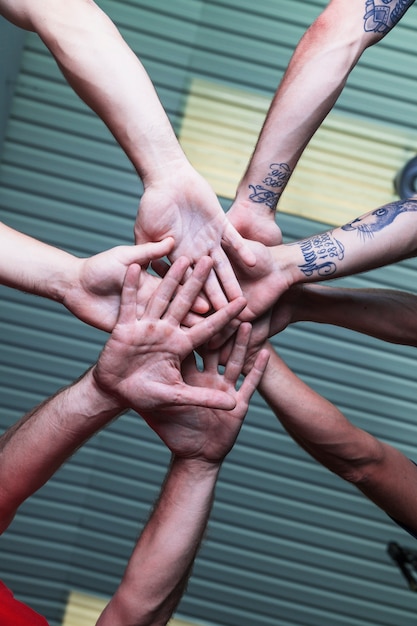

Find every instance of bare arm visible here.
[0,368,122,533]
[95,456,220,626]
[0,221,174,331]
[223,198,417,323]
[0,0,182,183]
[269,283,417,347]
[96,326,269,626]
[0,0,254,302]
[0,257,246,533]
[227,0,415,243]
[258,343,417,537]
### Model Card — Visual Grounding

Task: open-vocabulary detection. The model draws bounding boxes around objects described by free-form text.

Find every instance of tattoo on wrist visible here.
[297,232,344,278]
[248,162,292,211]
[341,199,417,239]
[364,0,413,34]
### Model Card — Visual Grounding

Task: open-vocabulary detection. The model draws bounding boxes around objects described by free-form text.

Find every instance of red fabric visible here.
[0,581,49,625]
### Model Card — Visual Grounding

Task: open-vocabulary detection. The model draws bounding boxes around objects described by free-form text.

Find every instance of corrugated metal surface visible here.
[1,2,417,626]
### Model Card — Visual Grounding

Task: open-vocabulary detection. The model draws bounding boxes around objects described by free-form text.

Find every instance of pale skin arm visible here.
[0,221,176,331]
[258,343,417,537]
[96,325,269,626]
[227,0,415,244]
[0,0,254,303]
[223,198,417,323]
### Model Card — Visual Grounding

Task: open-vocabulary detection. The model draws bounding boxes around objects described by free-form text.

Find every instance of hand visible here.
[63,238,175,332]
[227,198,283,246]
[134,163,256,309]
[223,238,294,322]
[267,285,306,336]
[141,323,269,463]
[93,256,247,412]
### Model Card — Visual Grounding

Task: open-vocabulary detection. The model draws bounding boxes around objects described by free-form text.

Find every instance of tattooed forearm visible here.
[248,162,292,211]
[341,200,417,239]
[364,0,414,34]
[296,232,345,278]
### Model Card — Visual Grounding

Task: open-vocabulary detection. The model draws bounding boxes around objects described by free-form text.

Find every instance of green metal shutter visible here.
[1,2,417,626]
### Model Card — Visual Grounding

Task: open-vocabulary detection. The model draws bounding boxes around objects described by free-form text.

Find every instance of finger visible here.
[188,296,246,350]
[201,266,230,311]
[198,347,219,374]
[222,221,256,267]
[207,316,242,350]
[164,256,213,324]
[152,258,210,314]
[210,245,243,303]
[174,383,237,410]
[223,322,252,384]
[123,238,175,267]
[238,348,270,402]
[116,264,141,326]
[145,256,191,318]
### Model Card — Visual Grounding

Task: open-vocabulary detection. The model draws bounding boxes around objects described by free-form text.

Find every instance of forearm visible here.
[0,368,122,533]
[0,221,82,302]
[258,343,377,474]
[274,284,417,347]
[97,456,220,626]
[234,0,383,213]
[274,199,417,290]
[2,0,187,184]
[259,344,417,533]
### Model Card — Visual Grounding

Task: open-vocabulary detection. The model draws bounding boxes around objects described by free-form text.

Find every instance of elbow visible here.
[330,438,386,488]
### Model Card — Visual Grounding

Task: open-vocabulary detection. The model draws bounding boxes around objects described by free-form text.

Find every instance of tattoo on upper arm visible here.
[296,231,345,278]
[364,0,414,34]
[341,199,417,239]
[248,162,292,211]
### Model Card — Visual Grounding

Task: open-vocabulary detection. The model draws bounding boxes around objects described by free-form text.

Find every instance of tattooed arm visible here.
[227,0,415,244]
[222,199,417,322]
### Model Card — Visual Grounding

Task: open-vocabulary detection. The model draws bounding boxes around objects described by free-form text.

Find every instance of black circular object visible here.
[395,156,417,199]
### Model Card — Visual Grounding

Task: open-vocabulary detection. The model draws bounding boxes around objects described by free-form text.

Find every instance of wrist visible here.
[171,455,221,482]
[42,253,80,304]
[235,158,292,214]
[88,366,127,414]
[270,243,303,290]
[139,142,191,188]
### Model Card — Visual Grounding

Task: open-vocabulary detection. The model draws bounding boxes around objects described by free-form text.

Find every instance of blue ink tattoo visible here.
[364,0,414,34]
[248,162,292,210]
[341,199,417,239]
[297,231,345,278]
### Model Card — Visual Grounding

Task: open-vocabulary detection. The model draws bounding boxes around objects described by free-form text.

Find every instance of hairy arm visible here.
[96,456,219,626]
[96,325,269,626]
[0,368,122,533]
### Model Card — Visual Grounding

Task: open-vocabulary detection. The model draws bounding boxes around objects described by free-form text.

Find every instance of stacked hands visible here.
[4,1,417,622]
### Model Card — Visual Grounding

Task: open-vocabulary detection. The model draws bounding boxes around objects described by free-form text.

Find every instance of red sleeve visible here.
[0,581,50,625]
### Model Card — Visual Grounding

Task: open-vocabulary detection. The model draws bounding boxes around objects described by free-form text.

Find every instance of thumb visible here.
[121,238,175,266]
[222,222,256,267]
[176,384,237,410]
